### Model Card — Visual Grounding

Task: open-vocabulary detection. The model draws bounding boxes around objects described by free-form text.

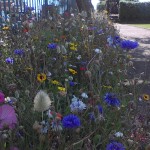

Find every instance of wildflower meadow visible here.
[0,6,150,150]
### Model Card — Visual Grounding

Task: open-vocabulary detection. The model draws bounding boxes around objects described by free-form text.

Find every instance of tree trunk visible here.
[76,0,93,17]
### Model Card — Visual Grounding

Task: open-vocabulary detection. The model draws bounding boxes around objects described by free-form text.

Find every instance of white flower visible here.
[115,132,123,137]
[94,48,102,54]
[61,45,67,54]
[0,39,4,46]
[51,123,62,131]
[5,97,11,103]
[56,46,61,53]
[46,71,52,77]
[71,13,74,17]
[34,90,51,112]
[76,55,82,60]
[81,93,88,98]
[71,95,78,102]
[70,99,86,112]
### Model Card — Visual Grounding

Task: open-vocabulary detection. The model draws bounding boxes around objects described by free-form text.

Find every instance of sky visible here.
[91,0,99,9]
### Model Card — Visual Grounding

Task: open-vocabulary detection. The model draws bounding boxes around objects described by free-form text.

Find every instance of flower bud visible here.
[85,70,92,78]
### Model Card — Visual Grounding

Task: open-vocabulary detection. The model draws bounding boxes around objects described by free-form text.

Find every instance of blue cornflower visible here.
[106,142,125,150]
[97,29,104,34]
[70,100,86,112]
[97,105,103,114]
[88,27,97,31]
[120,40,138,50]
[114,36,121,45]
[5,57,14,64]
[62,114,81,128]
[14,49,24,56]
[69,81,76,87]
[104,93,120,107]
[89,112,95,121]
[48,43,57,49]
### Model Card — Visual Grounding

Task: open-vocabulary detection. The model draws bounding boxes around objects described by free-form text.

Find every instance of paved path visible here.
[115,24,150,94]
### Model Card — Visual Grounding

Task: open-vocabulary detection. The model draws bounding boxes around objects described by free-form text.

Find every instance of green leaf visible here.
[93,134,101,146]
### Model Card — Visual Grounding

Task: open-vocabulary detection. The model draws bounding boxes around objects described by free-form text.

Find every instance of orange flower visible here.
[37,73,46,82]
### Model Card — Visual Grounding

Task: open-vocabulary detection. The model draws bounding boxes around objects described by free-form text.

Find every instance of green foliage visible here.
[97,2,106,12]
[119,2,150,22]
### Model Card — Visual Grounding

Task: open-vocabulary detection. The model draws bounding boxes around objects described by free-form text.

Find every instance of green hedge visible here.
[119,2,150,22]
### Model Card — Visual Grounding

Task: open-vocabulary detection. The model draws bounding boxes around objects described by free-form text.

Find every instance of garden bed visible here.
[0,10,149,150]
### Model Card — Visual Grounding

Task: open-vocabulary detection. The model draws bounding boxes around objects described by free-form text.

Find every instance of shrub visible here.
[119,2,150,22]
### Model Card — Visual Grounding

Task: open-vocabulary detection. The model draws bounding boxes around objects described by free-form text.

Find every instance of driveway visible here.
[115,24,150,93]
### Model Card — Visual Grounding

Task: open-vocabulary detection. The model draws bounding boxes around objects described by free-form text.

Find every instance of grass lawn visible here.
[128,24,150,29]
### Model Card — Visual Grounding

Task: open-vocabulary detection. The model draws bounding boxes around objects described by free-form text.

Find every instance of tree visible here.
[76,0,94,17]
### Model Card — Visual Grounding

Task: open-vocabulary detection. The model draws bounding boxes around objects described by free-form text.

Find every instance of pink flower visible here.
[0,92,5,103]
[0,104,18,129]
[10,146,19,150]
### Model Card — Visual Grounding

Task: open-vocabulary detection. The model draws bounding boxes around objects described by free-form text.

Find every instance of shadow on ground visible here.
[116,24,150,95]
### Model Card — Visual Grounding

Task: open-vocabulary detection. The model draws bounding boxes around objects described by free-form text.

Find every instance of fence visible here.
[0,0,76,24]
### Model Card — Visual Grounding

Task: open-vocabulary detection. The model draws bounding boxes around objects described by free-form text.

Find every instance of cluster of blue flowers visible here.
[106,142,125,150]
[48,43,57,49]
[62,114,80,128]
[104,93,120,107]
[120,40,138,50]
[107,35,139,51]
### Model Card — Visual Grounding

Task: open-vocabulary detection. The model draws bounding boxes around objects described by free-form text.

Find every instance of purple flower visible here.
[62,114,80,128]
[0,104,18,129]
[106,142,125,150]
[6,57,14,64]
[48,43,57,49]
[120,40,138,50]
[14,49,24,56]
[0,92,5,103]
[10,147,19,150]
[104,93,120,107]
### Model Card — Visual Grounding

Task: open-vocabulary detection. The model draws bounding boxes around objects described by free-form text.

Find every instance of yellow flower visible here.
[58,86,66,92]
[70,43,78,51]
[51,80,60,85]
[2,26,9,30]
[69,68,77,75]
[37,73,46,82]
[143,94,149,101]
